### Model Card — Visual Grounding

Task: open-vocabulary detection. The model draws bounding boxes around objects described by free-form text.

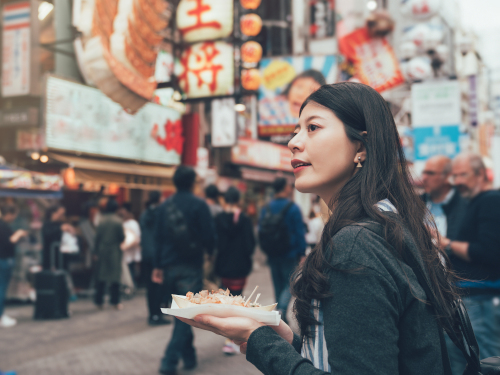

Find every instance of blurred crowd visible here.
[1,151,500,375]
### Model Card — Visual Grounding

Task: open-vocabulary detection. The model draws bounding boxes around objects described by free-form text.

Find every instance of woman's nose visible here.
[288,131,305,152]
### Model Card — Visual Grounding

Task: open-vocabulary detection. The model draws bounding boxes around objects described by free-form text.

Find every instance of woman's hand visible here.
[61,223,76,235]
[177,316,294,354]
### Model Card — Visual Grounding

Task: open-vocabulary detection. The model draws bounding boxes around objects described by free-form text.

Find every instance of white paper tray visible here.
[161,295,281,326]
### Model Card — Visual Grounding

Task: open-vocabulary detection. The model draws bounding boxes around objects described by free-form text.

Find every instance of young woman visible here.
[179,83,458,375]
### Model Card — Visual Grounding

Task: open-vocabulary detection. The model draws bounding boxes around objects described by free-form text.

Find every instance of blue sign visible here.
[413,125,460,161]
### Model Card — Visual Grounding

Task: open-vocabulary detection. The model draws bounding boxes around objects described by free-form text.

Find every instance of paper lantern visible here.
[240,0,261,9]
[241,69,261,91]
[241,41,262,63]
[240,13,262,36]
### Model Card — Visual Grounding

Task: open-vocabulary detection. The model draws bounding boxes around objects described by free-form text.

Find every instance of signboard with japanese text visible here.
[258,55,337,136]
[231,138,293,172]
[413,125,460,161]
[411,80,461,127]
[339,28,404,93]
[176,41,234,99]
[2,1,31,97]
[44,76,183,165]
[211,98,237,147]
[176,0,234,43]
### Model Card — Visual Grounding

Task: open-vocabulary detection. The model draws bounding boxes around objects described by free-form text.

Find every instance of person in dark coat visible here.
[139,191,169,326]
[93,199,125,310]
[215,186,255,296]
[41,205,76,270]
[214,186,256,355]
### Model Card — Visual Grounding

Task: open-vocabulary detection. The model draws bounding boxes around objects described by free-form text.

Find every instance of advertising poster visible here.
[44,77,183,166]
[413,125,460,161]
[339,28,404,93]
[258,55,337,136]
[2,1,31,97]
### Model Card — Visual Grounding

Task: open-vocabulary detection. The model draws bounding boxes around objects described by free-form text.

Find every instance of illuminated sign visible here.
[177,0,234,43]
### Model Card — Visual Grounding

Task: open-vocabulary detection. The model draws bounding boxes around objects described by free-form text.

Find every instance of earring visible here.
[356,157,362,168]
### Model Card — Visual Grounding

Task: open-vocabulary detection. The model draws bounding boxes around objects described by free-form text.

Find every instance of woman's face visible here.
[288,77,322,118]
[289,102,362,203]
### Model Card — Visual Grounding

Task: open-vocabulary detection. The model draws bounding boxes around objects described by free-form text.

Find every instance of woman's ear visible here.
[354,132,367,163]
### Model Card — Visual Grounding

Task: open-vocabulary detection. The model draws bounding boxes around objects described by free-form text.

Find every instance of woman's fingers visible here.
[176,316,224,336]
[239,342,248,354]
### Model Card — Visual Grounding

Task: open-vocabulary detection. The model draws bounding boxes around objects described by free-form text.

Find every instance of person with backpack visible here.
[175,83,494,375]
[152,166,215,375]
[258,177,306,323]
[214,186,256,355]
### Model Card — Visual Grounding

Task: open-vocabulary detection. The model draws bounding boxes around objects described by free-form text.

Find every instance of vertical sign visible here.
[468,75,479,127]
[211,98,236,147]
[2,1,31,97]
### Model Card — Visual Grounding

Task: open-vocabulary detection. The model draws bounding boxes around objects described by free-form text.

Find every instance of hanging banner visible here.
[211,98,236,147]
[44,76,183,165]
[2,1,31,97]
[258,55,337,136]
[339,28,404,93]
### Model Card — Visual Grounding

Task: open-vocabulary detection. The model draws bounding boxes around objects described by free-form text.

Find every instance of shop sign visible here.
[0,107,38,127]
[0,169,63,191]
[212,98,237,147]
[176,0,234,43]
[176,41,234,98]
[2,1,31,97]
[231,138,293,172]
[44,76,183,165]
[16,129,43,150]
[309,0,335,39]
[413,125,460,161]
[468,75,479,127]
[258,55,337,136]
[411,80,460,127]
[400,0,441,20]
[339,28,404,93]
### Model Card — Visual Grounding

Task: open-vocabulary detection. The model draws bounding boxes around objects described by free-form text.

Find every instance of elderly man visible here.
[421,155,467,240]
[439,153,500,374]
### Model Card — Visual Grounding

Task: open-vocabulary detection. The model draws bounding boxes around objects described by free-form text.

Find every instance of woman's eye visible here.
[308,124,319,132]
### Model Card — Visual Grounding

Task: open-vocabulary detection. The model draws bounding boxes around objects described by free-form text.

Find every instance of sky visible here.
[459,0,500,71]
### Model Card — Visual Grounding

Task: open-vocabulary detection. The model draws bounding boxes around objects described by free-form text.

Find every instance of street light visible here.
[40,155,49,163]
[31,152,40,161]
[367,0,377,11]
[38,2,53,20]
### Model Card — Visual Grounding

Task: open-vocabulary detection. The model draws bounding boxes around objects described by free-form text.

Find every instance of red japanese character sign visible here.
[339,28,404,93]
[150,119,185,155]
[176,41,234,98]
[176,0,234,43]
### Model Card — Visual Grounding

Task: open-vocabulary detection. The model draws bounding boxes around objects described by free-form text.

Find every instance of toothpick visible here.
[254,293,261,305]
[244,286,259,306]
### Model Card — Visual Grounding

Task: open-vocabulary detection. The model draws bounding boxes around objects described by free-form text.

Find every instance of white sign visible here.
[211,98,236,147]
[2,1,31,97]
[411,80,461,127]
[45,76,183,165]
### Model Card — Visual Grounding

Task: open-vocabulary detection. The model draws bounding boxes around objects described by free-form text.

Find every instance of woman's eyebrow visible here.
[303,115,325,123]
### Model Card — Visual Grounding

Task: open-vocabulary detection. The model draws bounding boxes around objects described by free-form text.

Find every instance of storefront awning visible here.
[49,153,176,190]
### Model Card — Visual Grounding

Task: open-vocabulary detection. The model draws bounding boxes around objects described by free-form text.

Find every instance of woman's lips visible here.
[293,165,310,173]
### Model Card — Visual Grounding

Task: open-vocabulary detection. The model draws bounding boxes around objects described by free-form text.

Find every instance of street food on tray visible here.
[172,287,278,312]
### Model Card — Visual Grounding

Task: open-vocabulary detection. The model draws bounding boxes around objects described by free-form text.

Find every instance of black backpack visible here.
[164,200,201,260]
[258,201,293,257]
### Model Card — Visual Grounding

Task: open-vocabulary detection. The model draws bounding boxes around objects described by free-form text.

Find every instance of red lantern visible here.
[240,14,262,36]
[241,69,261,91]
[241,41,262,63]
[240,0,261,9]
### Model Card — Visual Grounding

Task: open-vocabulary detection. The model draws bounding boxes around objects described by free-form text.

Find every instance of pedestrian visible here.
[305,207,324,252]
[438,153,500,375]
[139,191,170,326]
[0,205,27,328]
[205,184,223,217]
[258,177,306,323]
[152,166,216,375]
[93,198,125,310]
[214,186,256,355]
[119,203,141,287]
[79,201,98,269]
[178,82,460,375]
[420,155,468,240]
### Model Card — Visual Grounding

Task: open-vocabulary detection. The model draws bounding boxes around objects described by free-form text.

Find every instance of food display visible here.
[185,288,261,307]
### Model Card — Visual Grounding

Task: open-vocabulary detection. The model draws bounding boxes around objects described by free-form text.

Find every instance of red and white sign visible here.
[176,41,234,98]
[339,28,404,93]
[2,1,31,97]
[231,138,293,172]
[176,0,233,43]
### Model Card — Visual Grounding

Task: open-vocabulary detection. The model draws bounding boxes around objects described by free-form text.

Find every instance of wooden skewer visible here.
[244,286,259,306]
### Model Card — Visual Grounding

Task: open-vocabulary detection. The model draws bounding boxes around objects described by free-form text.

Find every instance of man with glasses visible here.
[438,153,500,374]
[420,155,467,241]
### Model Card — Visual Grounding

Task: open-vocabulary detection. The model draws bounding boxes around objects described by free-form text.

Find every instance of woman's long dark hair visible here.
[291,82,458,339]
